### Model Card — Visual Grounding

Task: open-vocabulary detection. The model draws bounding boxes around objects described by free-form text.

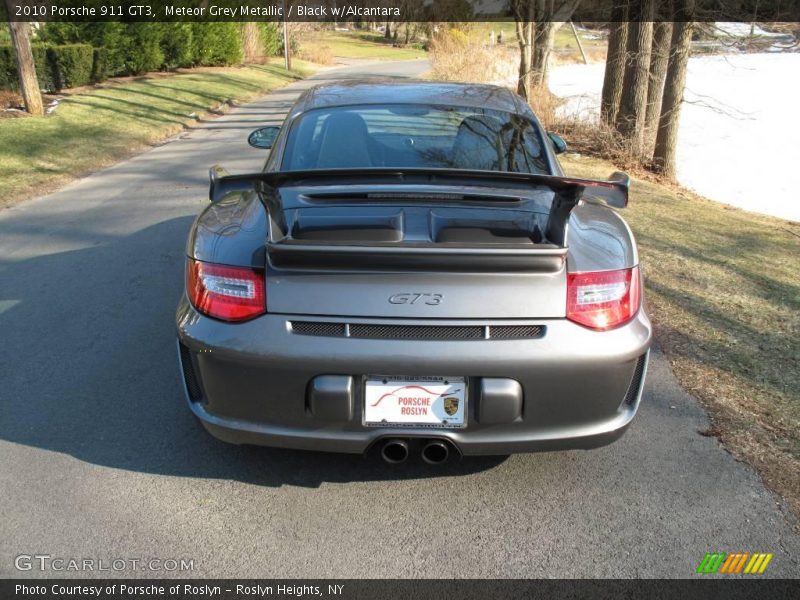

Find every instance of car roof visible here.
[300,80,530,115]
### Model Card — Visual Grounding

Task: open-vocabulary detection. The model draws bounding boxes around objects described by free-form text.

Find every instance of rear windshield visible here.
[282,104,549,174]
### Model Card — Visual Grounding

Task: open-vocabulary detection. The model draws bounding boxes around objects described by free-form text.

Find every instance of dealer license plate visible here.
[363,376,466,428]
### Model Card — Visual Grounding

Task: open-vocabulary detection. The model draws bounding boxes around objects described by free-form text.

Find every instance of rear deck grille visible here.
[290,321,545,341]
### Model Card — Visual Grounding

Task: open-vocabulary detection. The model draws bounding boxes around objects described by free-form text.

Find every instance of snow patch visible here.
[549,53,800,222]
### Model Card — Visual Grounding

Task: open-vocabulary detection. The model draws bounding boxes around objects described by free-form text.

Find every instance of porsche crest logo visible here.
[443,396,460,416]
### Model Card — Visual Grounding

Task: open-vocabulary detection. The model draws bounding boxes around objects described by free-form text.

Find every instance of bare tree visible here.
[600,1,629,125]
[4,8,43,116]
[653,2,695,177]
[643,20,673,154]
[614,0,654,156]
[530,0,582,89]
[510,0,535,100]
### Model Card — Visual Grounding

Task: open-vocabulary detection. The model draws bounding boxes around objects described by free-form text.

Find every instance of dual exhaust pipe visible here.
[380,439,451,465]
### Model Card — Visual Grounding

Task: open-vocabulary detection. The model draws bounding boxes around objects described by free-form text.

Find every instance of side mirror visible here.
[248,126,280,149]
[547,132,567,154]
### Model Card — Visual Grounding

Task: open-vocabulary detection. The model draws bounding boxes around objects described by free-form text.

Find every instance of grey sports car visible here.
[176,81,651,464]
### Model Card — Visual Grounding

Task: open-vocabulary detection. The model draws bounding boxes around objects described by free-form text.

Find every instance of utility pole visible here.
[4,2,43,116]
[570,21,588,65]
[282,1,291,70]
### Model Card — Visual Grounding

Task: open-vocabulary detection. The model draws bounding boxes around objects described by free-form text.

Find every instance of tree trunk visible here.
[600,2,629,125]
[653,15,694,177]
[531,20,557,89]
[5,17,43,116]
[530,0,581,90]
[515,20,534,100]
[643,20,673,156]
[385,22,392,39]
[511,0,536,101]
[614,0,654,156]
[241,22,261,63]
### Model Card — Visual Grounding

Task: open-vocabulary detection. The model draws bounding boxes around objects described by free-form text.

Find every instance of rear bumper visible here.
[176,296,652,456]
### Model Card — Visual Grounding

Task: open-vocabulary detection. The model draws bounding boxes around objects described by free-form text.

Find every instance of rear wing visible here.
[208,167,630,269]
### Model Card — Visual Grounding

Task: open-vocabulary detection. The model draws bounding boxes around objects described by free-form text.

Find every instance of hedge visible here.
[160,23,194,70]
[191,23,242,66]
[91,47,109,84]
[0,45,55,92]
[49,44,93,89]
[0,43,95,92]
[1,22,273,93]
[260,23,282,57]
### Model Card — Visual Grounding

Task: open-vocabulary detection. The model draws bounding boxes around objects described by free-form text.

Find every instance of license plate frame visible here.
[363,375,467,429]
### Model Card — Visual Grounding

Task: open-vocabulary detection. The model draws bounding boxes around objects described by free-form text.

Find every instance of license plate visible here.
[363,376,466,428]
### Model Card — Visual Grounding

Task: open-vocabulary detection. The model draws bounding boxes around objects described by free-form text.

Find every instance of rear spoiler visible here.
[210,166,628,203]
[208,166,630,249]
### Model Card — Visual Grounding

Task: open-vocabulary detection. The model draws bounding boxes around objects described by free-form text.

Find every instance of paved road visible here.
[0,60,797,579]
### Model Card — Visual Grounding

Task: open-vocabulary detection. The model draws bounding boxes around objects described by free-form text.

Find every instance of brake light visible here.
[567,266,640,331]
[186,258,266,322]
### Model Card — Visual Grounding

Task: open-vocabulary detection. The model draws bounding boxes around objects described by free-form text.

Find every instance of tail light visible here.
[186,258,266,322]
[567,266,640,331]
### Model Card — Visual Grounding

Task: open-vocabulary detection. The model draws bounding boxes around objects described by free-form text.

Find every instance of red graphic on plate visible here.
[370,384,461,408]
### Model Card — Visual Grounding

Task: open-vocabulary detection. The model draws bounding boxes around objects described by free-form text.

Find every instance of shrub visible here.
[91,47,109,83]
[191,23,242,66]
[278,30,300,57]
[551,115,643,171]
[32,46,55,91]
[0,44,56,92]
[428,31,516,86]
[0,45,17,89]
[40,22,128,77]
[160,23,193,70]
[298,45,335,66]
[35,22,83,45]
[89,23,127,77]
[123,23,164,75]
[260,23,282,57]
[48,44,93,89]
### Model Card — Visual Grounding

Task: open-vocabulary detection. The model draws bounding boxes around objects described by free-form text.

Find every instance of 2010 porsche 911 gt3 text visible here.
[175,81,652,463]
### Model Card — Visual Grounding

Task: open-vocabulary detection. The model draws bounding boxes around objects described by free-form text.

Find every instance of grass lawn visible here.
[299,31,426,61]
[0,61,313,206]
[468,22,607,61]
[562,154,800,516]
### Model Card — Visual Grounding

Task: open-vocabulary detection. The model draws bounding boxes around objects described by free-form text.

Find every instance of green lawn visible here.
[0,61,312,205]
[299,31,427,61]
[562,154,800,515]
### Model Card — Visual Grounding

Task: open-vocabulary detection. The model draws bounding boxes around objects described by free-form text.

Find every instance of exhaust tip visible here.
[421,440,449,465]
[381,439,409,464]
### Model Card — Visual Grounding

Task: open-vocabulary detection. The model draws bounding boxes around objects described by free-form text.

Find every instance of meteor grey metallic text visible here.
[175,81,652,462]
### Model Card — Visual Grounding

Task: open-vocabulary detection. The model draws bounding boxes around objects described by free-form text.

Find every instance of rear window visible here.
[282,104,549,174]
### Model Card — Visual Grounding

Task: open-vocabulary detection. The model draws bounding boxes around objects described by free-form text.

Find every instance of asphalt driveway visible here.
[0,60,797,578]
